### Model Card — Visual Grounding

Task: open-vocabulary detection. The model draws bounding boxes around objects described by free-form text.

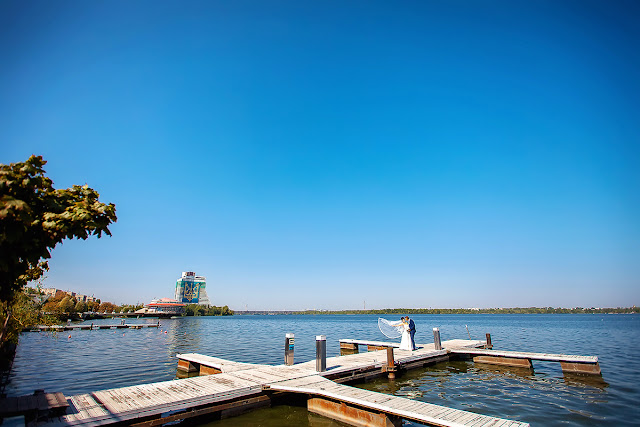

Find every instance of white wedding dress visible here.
[398,322,413,351]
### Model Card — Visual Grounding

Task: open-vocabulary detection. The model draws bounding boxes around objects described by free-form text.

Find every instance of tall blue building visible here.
[174,271,211,305]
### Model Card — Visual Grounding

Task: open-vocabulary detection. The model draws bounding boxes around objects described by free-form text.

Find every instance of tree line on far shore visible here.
[291,306,640,315]
[184,304,233,316]
[38,290,234,316]
[40,290,143,315]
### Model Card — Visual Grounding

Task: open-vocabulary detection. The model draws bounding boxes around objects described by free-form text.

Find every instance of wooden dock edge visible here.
[473,355,533,369]
[560,361,602,375]
[268,380,530,427]
[451,349,602,375]
[308,397,402,427]
[128,394,272,427]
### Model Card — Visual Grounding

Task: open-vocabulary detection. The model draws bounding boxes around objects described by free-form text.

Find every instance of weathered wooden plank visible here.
[339,339,400,348]
[268,377,529,426]
[473,356,534,369]
[49,337,534,426]
[176,353,263,373]
[560,361,601,375]
[450,348,598,364]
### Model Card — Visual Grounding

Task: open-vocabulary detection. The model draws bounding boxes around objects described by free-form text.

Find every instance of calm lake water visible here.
[7,314,640,426]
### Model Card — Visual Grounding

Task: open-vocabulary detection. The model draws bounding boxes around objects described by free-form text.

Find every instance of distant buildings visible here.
[42,288,58,298]
[174,272,211,305]
[42,288,98,302]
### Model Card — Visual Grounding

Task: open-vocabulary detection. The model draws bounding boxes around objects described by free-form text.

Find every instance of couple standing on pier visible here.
[394,316,416,351]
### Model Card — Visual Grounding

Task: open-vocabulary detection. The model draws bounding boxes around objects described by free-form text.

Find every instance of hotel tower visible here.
[174,271,211,305]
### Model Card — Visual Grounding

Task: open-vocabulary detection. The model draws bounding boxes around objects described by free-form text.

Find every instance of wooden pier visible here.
[268,375,526,427]
[449,347,601,374]
[23,323,160,332]
[4,335,601,426]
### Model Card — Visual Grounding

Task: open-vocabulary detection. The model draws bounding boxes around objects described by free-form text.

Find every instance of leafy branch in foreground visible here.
[0,155,116,344]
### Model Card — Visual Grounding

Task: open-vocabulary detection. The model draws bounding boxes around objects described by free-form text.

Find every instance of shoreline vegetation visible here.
[237,306,639,315]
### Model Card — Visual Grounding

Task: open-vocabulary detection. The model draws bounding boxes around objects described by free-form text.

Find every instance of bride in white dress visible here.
[390,318,414,351]
[399,319,414,350]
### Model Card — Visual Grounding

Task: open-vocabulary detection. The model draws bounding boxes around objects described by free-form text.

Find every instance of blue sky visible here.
[1,1,638,309]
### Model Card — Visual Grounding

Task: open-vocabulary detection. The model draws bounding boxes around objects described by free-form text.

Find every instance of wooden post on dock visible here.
[386,347,396,380]
[433,328,442,350]
[285,333,294,365]
[316,335,326,372]
[485,333,493,349]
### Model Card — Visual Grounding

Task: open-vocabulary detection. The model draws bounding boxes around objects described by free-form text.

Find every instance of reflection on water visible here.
[563,372,609,390]
[197,404,346,427]
[471,361,536,378]
[6,314,640,426]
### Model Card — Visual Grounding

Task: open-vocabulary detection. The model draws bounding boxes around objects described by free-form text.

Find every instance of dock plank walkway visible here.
[177,353,263,373]
[339,338,486,351]
[268,375,529,427]
[39,339,561,426]
[56,372,268,426]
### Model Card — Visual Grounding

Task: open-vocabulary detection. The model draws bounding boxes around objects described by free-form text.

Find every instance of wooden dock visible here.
[339,338,401,351]
[28,338,533,426]
[23,323,160,332]
[0,392,68,420]
[268,375,528,427]
[6,335,601,426]
[449,347,601,374]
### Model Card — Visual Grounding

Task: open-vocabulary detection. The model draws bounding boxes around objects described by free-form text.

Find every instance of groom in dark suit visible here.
[405,316,416,350]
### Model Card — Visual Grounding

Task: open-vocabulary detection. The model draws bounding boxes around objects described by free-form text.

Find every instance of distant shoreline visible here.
[235,307,638,315]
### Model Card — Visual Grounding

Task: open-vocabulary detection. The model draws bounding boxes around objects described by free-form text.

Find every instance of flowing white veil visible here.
[378,317,403,339]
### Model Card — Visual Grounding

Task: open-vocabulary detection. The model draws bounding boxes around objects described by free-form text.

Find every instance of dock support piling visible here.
[486,333,492,349]
[433,328,442,350]
[316,335,326,372]
[385,347,396,380]
[285,333,295,366]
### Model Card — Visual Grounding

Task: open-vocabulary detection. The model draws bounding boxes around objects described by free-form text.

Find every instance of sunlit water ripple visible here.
[7,314,640,426]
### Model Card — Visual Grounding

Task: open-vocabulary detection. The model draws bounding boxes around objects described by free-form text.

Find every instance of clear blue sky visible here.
[1,1,638,309]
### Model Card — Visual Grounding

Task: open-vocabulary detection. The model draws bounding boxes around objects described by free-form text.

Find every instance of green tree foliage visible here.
[97,302,117,313]
[0,155,117,303]
[0,288,56,344]
[0,155,116,344]
[42,293,65,314]
[117,304,143,313]
[58,296,75,313]
[289,306,640,315]
[184,304,234,316]
[75,300,87,313]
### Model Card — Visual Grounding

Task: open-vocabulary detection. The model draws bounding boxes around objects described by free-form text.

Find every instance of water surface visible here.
[8,314,639,425]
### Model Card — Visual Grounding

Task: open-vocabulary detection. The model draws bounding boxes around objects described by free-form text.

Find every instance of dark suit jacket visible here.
[408,319,415,332]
